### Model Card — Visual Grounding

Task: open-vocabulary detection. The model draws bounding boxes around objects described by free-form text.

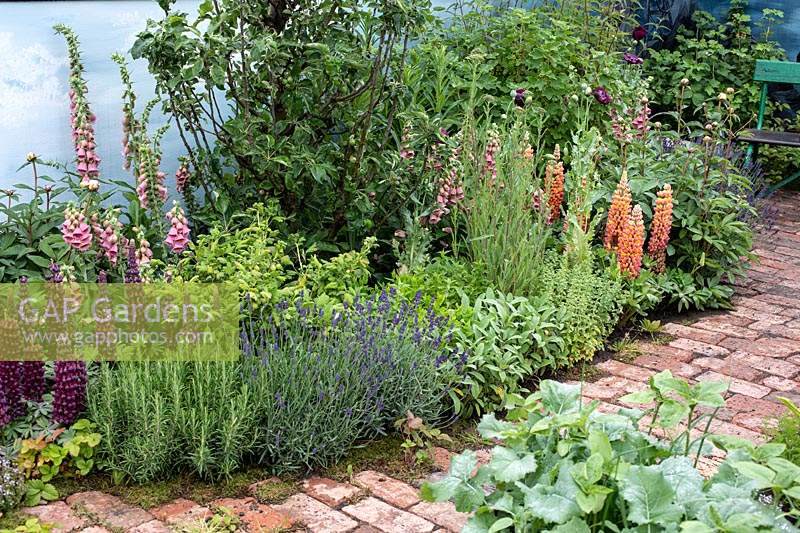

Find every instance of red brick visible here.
[731,414,780,433]
[732,297,783,313]
[708,419,766,442]
[342,497,434,533]
[762,376,800,391]
[692,320,760,339]
[597,360,653,382]
[274,494,357,533]
[637,342,694,362]
[632,354,701,378]
[353,471,420,509]
[579,376,645,401]
[723,394,786,419]
[150,499,212,526]
[23,502,87,533]
[755,293,800,307]
[693,357,763,382]
[210,497,294,532]
[66,492,153,531]
[699,314,754,327]
[128,521,170,533]
[662,323,727,344]
[730,308,790,324]
[728,351,800,378]
[695,371,771,398]
[431,447,452,472]
[302,478,362,508]
[409,501,470,532]
[670,338,730,358]
[720,337,800,358]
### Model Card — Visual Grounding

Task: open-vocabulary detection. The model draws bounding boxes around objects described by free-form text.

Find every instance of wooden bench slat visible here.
[754,59,800,84]
[736,129,800,148]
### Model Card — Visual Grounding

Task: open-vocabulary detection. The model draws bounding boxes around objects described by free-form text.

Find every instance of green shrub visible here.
[452,289,565,418]
[538,252,624,364]
[390,255,488,337]
[88,291,457,480]
[177,203,296,310]
[599,128,758,310]
[423,376,800,531]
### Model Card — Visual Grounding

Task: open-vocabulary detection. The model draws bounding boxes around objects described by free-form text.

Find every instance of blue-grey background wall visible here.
[0,1,199,198]
[1,0,799,193]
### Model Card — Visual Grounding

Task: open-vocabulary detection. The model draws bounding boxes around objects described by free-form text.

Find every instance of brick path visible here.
[21,192,800,532]
[575,190,800,442]
[22,453,481,533]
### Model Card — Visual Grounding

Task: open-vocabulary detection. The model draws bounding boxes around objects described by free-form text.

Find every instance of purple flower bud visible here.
[513,88,525,107]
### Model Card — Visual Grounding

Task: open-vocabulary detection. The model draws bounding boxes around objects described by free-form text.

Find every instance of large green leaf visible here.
[539,380,581,415]
[657,457,705,516]
[489,446,538,483]
[621,465,683,526]
[519,462,581,525]
[544,517,591,533]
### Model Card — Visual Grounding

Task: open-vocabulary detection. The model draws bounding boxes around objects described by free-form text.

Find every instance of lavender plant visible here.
[243,290,460,472]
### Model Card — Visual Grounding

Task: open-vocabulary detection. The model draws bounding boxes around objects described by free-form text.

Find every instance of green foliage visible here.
[600,127,758,311]
[452,289,565,417]
[420,3,644,153]
[88,361,258,482]
[16,419,101,484]
[132,0,433,248]
[538,253,624,364]
[390,255,489,336]
[422,378,800,531]
[0,518,53,533]
[772,397,800,466]
[293,237,377,309]
[177,202,296,309]
[88,291,455,480]
[645,4,785,124]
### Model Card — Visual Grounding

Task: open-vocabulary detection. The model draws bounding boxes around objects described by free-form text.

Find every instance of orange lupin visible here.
[545,145,564,223]
[618,205,645,278]
[647,183,673,274]
[604,170,631,250]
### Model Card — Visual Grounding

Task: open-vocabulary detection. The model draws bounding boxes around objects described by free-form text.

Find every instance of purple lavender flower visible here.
[623,52,643,65]
[592,86,612,105]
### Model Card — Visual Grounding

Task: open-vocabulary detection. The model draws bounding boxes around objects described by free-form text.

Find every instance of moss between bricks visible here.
[44,425,482,515]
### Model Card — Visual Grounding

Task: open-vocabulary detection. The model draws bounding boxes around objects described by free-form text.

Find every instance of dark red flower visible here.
[592,86,612,105]
[632,26,647,42]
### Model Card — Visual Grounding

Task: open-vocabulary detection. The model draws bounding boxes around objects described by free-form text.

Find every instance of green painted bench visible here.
[736,59,800,190]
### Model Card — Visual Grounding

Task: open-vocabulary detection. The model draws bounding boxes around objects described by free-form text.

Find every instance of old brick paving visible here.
[21,191,800,532]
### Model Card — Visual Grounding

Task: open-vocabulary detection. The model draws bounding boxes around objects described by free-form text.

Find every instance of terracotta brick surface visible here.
[127,521,170,533]
[273,494,357,533]
[597,359,654,382]
[692,320,760,339]
[353,471,421,509]
[210,497,294,532]
[692,357,763,382]
[728,351,800,378]
[343,497,435,533]
[662,322,727,344]
[66,492,154,531]
[695,371,771,398]
[149,498,212,526]
[762,376,800,391]
[409,501,470,532]
[23,502,87,533]
[669,338,730,358]
[302,477,363,508]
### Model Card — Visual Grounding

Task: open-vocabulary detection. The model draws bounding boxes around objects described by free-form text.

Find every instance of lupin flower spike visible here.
[604,171,632,251]
[618,204,645,278]
[647,183,673,274]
